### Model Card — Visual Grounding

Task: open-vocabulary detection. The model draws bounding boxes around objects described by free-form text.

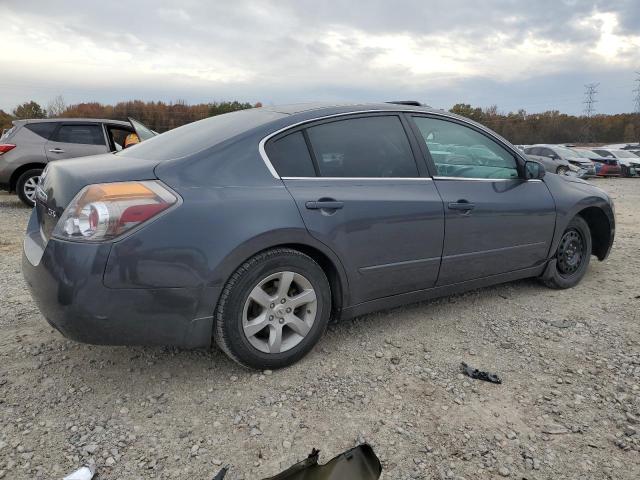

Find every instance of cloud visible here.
[0,0,639,114]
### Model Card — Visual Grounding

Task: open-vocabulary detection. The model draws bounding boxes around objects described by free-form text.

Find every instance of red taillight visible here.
[119,203,169,227]
[52,181,178,242]
[0,144,16,155]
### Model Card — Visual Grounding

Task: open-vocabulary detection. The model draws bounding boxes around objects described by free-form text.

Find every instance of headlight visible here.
[567,163,581,172]
[52,181,178,242]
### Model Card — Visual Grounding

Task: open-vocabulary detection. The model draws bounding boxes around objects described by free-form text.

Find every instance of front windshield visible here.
[574,149,603,158]
[615,150,640,158]
[554,146,581,158]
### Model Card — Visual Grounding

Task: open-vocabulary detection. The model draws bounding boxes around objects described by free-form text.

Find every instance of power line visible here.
[581,83,599,142]
[633,72,640,111]
[633,72,640,143]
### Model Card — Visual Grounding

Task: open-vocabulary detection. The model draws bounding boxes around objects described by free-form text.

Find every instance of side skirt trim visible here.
[340,263,546,320]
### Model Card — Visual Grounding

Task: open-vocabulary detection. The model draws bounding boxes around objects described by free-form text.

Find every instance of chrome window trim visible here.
[434,176,542,183]
[258,108,522,180]
[281,176,432,181]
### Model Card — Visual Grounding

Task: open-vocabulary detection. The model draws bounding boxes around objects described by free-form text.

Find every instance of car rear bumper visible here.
[596,165,622,176]
[22,210,218,348]
[0,158,12,190]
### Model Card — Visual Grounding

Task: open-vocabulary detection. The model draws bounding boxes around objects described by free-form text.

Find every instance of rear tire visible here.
[16,168,42,207]
[214,248,331,370]
[542,216,592,289]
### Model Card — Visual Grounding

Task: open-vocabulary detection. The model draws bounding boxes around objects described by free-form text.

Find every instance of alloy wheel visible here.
[242,271,318,354]
[557,228,585,276]
[23,175,39,203]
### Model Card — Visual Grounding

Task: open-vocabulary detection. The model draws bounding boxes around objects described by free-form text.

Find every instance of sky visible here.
[1,0,640,115]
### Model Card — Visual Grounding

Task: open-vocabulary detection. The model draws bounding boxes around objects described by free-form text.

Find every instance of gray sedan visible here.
[524,153,579,176]
[23,103,615,369]
[524,145,596,177]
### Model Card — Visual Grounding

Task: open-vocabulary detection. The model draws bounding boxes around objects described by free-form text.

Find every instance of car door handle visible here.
[48,148,65,153]
[305,200,344,210]
[448,201,475,211]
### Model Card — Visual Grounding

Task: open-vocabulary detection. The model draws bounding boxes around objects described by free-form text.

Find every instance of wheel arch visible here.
[278,242,345,316]
[577,206,613,260]
[10,162,46,192]
[212,230,350,318]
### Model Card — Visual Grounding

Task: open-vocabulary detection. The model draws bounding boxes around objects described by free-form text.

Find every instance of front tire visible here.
[556,166,569,175]
[16,169,43,207]
[214,248,331,370]
[542,216,592,289]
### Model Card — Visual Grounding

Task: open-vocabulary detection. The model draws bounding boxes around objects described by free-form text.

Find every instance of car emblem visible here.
[47,207,57,218]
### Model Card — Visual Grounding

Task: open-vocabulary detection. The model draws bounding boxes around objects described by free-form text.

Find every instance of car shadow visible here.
[60,276,547,389]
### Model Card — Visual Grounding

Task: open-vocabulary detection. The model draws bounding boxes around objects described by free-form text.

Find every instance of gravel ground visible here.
[0,179,639,480]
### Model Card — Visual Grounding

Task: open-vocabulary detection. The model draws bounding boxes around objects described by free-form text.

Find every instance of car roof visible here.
[13,118,131,127]
[261,101,438,116]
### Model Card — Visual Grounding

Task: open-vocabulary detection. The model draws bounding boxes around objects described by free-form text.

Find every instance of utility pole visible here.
[581,83,599,143]
[633,72,640,143]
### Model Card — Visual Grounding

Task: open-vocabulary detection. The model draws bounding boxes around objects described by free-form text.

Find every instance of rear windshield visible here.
[117,108,285,161]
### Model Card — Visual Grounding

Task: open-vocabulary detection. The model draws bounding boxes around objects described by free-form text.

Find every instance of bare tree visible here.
[46,95,67,118]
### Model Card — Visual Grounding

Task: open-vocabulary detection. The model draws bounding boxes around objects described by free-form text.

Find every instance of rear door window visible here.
[25,122,58,140]
[52,124,105,145]
[265,131,316,177]
[306,116,418,178]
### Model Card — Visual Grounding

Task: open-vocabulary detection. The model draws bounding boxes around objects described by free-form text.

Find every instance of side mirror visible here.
[525,160,545,180]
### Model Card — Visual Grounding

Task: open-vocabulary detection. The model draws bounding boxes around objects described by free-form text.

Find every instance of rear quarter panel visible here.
[104,132,351,306]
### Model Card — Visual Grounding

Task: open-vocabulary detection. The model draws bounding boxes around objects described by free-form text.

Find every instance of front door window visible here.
[412,117,519,179]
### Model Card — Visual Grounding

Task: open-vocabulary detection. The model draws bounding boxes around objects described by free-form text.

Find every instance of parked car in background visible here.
[572,148,621,177]
[23,102,615,369]
[0,117,155,206]
[524,144,595,177]
[524,152,578,176]
[591,148,640,177]
[601,143,640,151]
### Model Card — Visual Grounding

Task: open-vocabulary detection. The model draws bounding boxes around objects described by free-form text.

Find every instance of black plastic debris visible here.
[461,362,502,384]
[263,444,382,480]
[212,464,229,479]
[209,445,381,479]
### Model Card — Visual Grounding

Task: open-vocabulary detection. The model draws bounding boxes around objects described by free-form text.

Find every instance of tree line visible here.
[1,97,260,133]
[449,104,639,145]
[2,97,639,144]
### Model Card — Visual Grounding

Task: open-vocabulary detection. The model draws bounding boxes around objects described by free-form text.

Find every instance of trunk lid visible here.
[36,153,160,240]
